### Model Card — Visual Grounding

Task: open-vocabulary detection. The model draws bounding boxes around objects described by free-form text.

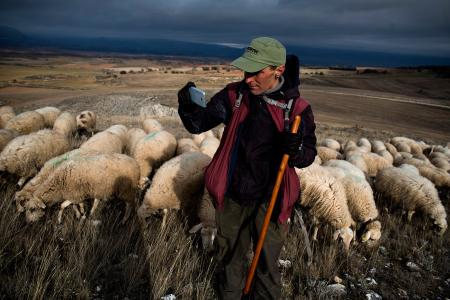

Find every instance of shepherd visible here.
[178,37,317,300]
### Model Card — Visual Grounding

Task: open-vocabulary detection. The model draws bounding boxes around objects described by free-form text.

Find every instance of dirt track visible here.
[302,86,450,143]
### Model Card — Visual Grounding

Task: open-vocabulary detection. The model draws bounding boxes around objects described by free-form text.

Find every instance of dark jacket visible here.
[179,55,317,223]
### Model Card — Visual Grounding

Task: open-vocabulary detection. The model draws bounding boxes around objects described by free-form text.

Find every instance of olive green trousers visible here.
[215,197,287,300]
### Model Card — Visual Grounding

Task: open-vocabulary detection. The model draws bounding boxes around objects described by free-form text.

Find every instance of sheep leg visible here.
[90,198,100,216]
[72,205,81,219]
[312,226,319,241]
[58,200,72,224]
[121,203,132,225]
[79,203,85,216]
[161,208,168,229]
[407,210,415,222]
[312,216,319,241]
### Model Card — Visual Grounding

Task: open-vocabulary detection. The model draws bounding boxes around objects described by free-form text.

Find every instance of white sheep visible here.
[426,145,450,158]
[394,142,411,153]
[295,164,355,251]
[176,138,200,155]
[132,130,177,188]
[347,152,391,177]
[428,151,448,161]
[370,140,386,153]
[357,138,372,152]
[369,141,394,165]
[142,118,164,133]
[385,142,401,161]
[0,106,15,128]
[361,220,382,242]
[346,154,368,175]
[35,106,61,127]
[323,160,380,242]
[317,146,343,163]
[189,188,217,252]
[344,140,369,158]
[430,157,450,172]
[377,150,394,165]
[104,124,128,145]
[52,111,77,137]
[313,154,322,165]
[126,128,147,155]
[15,148,101,212]
[319,138,341,152]
[5,111,46,134]
[24,153,140,224]
[192,130,215,146]
[395,157,450,188]
[391,137,423,155]
[0,129,19,151]
[199,137,220,158]
[76,111,97,133]
[375,164,447,235]
[0,129,71,186]
[80,129,124,154]
[217,126,225,140]
[138,151,212,227]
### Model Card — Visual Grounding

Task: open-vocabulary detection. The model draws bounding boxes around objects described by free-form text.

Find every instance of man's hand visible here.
[279,131,302,156]
[178,81,196,106]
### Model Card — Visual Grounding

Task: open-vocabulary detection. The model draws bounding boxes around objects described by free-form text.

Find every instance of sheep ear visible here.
[361,232,370,242]
[189,223,203,234]
[333,230,340,240]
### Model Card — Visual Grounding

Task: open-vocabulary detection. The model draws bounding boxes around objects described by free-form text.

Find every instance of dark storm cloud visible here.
[1,0,449,56]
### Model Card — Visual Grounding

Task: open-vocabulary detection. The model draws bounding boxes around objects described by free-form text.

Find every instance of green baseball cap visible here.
[231,37,286,73]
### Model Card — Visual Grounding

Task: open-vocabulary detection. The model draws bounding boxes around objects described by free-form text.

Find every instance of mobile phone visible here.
[189,86,207,108]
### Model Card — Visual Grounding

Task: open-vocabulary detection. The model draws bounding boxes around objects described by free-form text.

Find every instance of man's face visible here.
[244,66,279,95]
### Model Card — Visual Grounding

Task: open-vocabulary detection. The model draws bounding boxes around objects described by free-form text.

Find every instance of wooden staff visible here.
[242,115,302,296]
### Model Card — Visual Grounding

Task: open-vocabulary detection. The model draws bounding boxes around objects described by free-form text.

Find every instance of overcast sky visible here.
[1,0,449,57]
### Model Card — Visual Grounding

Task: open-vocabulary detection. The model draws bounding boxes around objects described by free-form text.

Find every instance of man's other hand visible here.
[178,81,196,106]
[279,131,302,156]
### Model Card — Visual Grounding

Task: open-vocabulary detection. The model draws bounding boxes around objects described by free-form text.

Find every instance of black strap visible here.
[261,95,295,131]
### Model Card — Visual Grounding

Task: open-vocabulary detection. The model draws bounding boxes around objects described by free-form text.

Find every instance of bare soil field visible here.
[0,52,449,299]
[1,52,448,144]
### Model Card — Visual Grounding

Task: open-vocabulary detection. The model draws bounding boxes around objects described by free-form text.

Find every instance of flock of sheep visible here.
[1,105,449,253]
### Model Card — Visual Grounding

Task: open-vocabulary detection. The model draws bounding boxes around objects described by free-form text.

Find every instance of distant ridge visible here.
[0,26,27,45]
[1,26,450,67]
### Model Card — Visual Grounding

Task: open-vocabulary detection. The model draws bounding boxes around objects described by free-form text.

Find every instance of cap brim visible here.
[231,56,268,73]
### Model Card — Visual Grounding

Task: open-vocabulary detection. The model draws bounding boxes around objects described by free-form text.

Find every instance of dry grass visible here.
[1,166,449,299]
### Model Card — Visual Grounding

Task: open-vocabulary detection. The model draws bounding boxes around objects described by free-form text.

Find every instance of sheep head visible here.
[189,223,217,252]
[76,111,96,131]
[333,227,353,252]
[361,220,382,242]
[434,218,447,236]
[14,190,31,213]
[24,196,46,223]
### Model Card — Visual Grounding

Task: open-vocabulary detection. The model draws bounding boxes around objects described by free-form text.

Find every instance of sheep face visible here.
[14,190,31,212]
[201,226,217,252]
[24,197,46,223]
[76,111,96,131]
[333,227,353,252]
[189,223,217,252]
[361,221,382,242]
[434,218,448,236]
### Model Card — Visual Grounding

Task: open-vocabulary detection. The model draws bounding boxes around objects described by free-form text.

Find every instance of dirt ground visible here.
[1,52,448,145]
